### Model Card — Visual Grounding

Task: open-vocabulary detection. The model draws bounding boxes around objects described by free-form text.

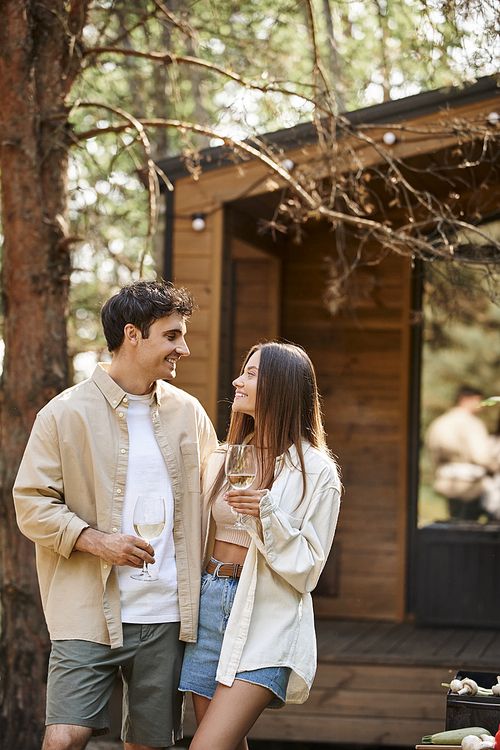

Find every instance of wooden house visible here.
[155,77,500,746]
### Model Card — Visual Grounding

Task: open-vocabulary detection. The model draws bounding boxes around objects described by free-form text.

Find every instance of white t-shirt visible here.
[116,392,180,623]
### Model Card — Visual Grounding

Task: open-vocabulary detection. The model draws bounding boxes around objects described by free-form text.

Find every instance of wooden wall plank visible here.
[174,256,212,282]
[173,205,224,421]
[231,240,281,378]
[245,714,445,745]
[173,358,208,385]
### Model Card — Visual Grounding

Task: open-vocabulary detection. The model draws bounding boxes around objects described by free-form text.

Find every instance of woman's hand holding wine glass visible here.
[224,445,258,530]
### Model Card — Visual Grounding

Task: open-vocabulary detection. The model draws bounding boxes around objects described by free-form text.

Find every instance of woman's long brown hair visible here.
[208,342,336,507]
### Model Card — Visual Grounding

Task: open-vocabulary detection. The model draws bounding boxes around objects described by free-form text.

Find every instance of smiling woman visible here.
[179,341,342,750]
[231,349,260,418]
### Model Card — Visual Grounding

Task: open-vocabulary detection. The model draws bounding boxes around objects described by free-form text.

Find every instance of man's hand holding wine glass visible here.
[130,494,166,581]
[75,527,155,568]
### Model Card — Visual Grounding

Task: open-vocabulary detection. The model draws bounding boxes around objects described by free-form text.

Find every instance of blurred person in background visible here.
[426,385,496,521]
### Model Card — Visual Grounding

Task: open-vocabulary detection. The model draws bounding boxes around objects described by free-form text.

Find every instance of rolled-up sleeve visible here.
[249,477,341,594]
[13,412,89,559]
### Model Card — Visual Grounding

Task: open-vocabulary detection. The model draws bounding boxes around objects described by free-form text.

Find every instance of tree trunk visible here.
[374,0,392,102]
[0,1,89,746]
[321,0,346,112]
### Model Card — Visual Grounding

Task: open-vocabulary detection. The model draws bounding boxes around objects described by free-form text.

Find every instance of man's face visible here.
[135,312,190,381]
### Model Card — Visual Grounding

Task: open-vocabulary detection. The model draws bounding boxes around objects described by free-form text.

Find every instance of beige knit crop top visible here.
[212,492,251,548]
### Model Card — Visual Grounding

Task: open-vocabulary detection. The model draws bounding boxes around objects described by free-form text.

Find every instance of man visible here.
[426,385,495,520]
[14,280,218,750]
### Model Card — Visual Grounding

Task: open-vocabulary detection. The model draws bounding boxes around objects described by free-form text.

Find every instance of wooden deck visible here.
[183,620,500,746]
[315,619,500,668]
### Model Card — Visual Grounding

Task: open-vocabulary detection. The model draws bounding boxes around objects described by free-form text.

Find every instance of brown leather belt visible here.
[206,560,243,579]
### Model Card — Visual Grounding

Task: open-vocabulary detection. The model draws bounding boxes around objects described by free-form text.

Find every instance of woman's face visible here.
[232,349,260,419]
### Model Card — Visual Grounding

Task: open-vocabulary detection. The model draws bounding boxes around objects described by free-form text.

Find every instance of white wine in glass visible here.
[131,495,165,581]
[225,444,257,531]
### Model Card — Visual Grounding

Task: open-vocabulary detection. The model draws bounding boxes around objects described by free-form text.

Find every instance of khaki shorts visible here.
[46,623,185,747]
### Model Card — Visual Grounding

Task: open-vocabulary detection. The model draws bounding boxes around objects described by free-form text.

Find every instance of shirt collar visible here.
[92,363,161,409]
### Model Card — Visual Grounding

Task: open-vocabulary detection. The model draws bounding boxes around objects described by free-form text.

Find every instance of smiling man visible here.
[13,280,218,750]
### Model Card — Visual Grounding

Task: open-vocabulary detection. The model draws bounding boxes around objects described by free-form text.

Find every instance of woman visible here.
[179,342,341,750]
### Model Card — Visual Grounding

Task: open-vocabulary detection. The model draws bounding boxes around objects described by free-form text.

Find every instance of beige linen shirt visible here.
[14,363,218,648]
[203,443,341,704]
[426,406,495,471]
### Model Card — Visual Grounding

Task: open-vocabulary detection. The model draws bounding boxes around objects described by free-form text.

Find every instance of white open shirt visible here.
[202,442,341,704]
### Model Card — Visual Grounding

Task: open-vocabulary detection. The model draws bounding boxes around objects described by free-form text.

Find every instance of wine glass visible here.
[130,494,165,581]
[225,444,257,530]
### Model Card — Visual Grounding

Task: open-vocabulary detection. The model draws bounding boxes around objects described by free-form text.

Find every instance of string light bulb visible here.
[191,213,206,232]
[382,131,397,146]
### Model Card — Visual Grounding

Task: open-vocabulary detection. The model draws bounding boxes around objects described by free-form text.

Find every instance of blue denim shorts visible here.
[179,562,291,708]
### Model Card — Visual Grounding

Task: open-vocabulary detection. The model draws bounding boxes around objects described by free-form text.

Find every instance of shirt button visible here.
[118,412,124,418]
[103,564,108,570]
[112,527,118,533]
[113,400,117,405]
[117,489,122,494]
[123,396,128,402]
[120,449,126,454]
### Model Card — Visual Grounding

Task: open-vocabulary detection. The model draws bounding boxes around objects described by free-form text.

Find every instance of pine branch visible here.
[151,0,198,41]
[82,46,328,114]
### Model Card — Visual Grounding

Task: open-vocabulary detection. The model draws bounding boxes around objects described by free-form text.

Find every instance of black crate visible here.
[446,671,500,736]
[415,524,500,627]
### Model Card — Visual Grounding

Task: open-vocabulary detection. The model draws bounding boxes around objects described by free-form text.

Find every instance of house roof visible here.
[156,75,500,187]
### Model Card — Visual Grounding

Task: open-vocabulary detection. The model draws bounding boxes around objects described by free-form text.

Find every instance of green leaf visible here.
[478,397,500,407]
